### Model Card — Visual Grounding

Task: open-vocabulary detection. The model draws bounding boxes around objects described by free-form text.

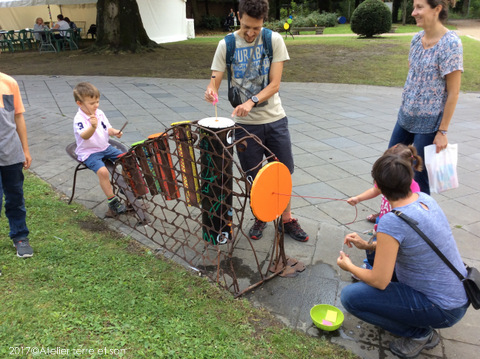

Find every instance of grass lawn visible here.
[0,173,356,358]
[282,36,413,87]
[1,33,477,92]
[0,28,478,357]
[289,24,454,35]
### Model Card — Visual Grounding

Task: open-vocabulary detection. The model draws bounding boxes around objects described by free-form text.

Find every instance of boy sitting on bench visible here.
[72,82,126,215]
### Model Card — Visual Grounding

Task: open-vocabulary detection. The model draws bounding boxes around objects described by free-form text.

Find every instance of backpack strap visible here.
[225,32,236,90]
[261,28,273,67]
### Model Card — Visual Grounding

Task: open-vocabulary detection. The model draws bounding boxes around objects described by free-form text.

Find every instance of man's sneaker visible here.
[249,219,266,240]
[108,196,127,215]
[389,330,439,358]
[14,239,33,258]
[278,218,309,242]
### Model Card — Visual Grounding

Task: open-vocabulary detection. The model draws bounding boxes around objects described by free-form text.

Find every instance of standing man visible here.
[0,72,33,258]
[204,0,308,242]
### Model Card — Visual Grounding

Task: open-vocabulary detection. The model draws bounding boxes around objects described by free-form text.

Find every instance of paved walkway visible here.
[449,19,480,41]
[17,75,479,359]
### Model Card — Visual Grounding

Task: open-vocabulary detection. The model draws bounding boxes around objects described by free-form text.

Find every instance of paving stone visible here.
[18,76,479,359]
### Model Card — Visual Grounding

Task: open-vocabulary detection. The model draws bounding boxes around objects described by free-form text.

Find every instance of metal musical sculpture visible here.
[108,120,304,297]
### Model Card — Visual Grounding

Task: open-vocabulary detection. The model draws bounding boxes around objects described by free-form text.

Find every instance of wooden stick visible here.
[118,120,128,134]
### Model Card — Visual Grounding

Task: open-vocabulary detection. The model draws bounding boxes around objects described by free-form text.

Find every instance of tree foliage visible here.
[350,0,392,38]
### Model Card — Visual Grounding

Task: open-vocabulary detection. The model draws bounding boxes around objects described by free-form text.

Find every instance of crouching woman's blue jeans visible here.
[341,281,469,339]
[0,163,29,242]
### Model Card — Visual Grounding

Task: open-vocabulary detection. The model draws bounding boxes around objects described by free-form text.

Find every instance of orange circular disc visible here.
[250,162,292,222]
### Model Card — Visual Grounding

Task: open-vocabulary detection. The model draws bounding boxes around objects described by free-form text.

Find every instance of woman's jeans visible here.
[388,122,437,195]
[0,163,29,242]
[341,281,469,338]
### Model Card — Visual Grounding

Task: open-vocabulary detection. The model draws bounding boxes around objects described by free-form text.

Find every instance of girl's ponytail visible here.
[407,144,423,172]
[385,143,423,172]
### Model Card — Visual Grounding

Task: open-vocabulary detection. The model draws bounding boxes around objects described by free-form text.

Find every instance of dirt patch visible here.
[78,217,122,239]
[125,240,151,255]
[0,40,214,79]
[0,37,407,85]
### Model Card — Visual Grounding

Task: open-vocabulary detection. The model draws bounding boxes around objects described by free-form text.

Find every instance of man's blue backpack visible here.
[225,28,273,90]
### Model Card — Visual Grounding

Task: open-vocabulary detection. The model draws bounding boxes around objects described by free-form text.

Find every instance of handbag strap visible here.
[391,210,466,282]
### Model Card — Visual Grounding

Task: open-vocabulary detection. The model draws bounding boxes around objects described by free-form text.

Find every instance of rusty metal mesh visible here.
[110,120,295,297]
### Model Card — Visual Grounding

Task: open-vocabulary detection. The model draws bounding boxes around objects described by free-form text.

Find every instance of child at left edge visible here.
[0,72,34,258]
[73,82,127,215]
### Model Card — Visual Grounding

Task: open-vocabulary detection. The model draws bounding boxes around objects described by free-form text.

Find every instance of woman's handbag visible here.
[392,210,480,309]
[464,266,480,309]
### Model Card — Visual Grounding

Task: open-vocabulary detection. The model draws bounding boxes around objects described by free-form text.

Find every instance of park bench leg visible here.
[68,163,89,205]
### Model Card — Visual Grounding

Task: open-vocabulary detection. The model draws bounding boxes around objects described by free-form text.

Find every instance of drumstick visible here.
[211,76,218,120]
[118,120,128,134]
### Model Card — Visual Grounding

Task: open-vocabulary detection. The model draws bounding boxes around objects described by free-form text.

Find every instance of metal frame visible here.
[106,122,304,296]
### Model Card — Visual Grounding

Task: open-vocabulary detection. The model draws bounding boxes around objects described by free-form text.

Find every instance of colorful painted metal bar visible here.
[171,121,201,207]
[117,151,148,197]
[147,132,180,200]
[131,140,161,196]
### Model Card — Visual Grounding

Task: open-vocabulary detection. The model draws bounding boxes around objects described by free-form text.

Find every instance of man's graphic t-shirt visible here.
[211,29,290,125]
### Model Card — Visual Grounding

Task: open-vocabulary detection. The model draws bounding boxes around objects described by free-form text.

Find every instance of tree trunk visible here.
[96,0,155,53]
[462,0,469,16]
[392,0,401,23]
[318,0,332,12]
[401,0,408,26]
[272,0,281,20]
[205,0,210,16]
[190,0,200,25]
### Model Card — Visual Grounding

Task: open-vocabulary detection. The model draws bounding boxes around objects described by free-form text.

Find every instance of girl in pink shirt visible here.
[346,144,423,269]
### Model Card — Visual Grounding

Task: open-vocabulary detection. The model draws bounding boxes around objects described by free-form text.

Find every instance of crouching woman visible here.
[337,153,468,358]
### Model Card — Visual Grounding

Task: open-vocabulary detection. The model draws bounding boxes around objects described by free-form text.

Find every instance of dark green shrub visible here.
[263,20,284,31]
[306,11,338,27]
[199,15,221,30]
[469,0,480,17]
[351,0,392,37]
[293,15,310,27]
[264,11,338,30]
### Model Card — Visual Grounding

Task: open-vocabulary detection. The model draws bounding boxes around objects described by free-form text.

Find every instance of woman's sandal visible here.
[366,213,380,223]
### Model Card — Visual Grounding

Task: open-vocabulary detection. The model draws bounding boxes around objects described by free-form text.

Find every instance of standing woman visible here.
[388,0,462,194]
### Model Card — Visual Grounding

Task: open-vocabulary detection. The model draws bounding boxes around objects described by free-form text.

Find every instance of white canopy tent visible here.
[0,0,192,43]
[0,0,96,6]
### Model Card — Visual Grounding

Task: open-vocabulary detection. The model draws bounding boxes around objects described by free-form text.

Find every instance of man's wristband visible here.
[438,130,448,135]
